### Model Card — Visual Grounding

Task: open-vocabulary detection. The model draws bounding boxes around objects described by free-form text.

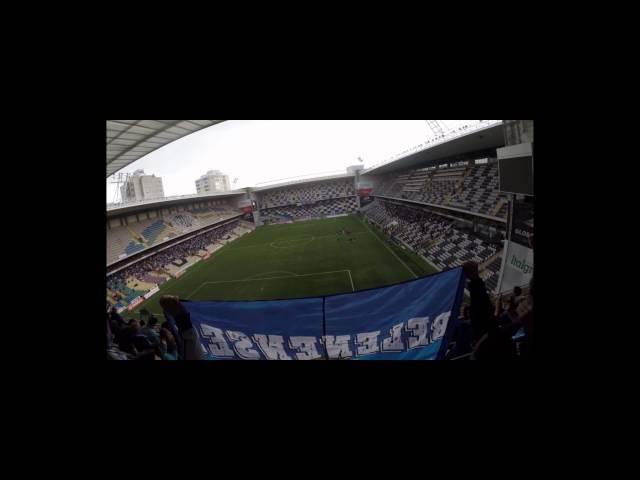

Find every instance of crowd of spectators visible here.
[107,307,180,360]
[107,267,534,361]
[261,197,358,221]
[107,268,534,360]
[365,201,456,253]
[258,180,356,209]
[107,221,239,308]
[445,262,534,360]
[365,199,504,277]
[107,296,204,360]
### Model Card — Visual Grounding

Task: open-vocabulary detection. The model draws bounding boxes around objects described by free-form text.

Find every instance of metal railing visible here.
[364,120,503,173]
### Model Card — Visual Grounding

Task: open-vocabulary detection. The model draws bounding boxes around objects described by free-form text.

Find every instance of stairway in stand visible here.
[491,197,508,217]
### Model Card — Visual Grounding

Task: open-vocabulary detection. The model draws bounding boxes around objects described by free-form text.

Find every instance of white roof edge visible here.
[361,120,504,176]
[252,173,355,192]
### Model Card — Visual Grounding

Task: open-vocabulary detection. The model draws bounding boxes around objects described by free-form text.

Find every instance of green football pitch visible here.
[126,214,440,320]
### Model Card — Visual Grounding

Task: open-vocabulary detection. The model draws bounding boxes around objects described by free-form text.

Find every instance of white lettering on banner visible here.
[381,323,405,352]
[407,317,431,349]
[515,228,532,239]
[197,312,454,359]
[356,331,381,356]
[252,335,293,360]
[226,331,261,360]
[200,325,234,357]
[289,336,322,360]
[322,335,353,359]
[431,312,451,342]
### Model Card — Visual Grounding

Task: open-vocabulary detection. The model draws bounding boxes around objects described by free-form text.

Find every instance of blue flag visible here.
[174,267,465,360]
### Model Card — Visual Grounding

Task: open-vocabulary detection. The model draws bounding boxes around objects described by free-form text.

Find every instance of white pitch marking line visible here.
[245,271,298,279]
[270,236,315,249]
[361,217,417,279]
[208,270,351,284]
[347,270,355,292]
[186,282,207,300]
[232,231,367,251]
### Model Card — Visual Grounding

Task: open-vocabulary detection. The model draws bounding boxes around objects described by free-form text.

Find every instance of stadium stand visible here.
[141,273,169,285]
[140,219,167,244]
[447,163,509,217]
[364,199,504,293]
[365,201,455,254]
[481,254,503,294]
[261,196,358,221]
[107,221,240,310]
[424,230,497,271]
[375,160,508,219]
[124,241,145,256]
[107,204,239,265]
[258,179,356,209]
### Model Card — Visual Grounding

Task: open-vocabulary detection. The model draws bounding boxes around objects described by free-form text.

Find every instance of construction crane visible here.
[109,172,131,204]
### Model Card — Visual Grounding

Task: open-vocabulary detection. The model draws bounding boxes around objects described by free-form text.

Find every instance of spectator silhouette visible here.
[463,261,517,359]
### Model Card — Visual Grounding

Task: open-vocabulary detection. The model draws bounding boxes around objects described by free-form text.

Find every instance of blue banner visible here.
[172,267,465,360]
[324,267,464,360]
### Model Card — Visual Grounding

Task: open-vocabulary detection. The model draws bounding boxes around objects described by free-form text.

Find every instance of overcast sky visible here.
[106,120,485,203]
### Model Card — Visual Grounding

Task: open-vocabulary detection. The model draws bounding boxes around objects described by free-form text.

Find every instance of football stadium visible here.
[106,120,534,360]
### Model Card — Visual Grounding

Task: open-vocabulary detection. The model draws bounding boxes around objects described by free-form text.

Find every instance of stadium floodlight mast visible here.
[425,120,451,139]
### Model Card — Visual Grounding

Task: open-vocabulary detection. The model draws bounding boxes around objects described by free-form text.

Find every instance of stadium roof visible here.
[363,121,505,176]
[252,172,355,192]
[106,190,245,218]
[106,120,226,178]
